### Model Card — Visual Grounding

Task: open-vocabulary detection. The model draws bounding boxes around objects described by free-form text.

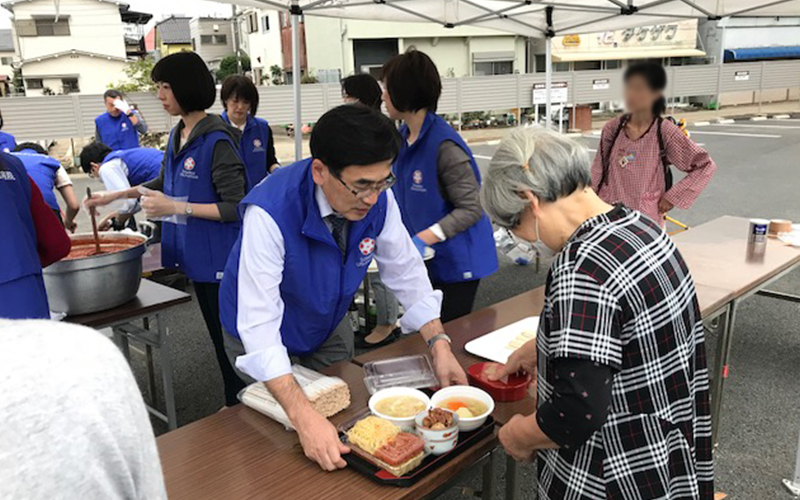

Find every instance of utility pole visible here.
[231,4,242,74]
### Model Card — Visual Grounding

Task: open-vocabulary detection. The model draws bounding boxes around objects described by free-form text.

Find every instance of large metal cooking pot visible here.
[43,232,149,315]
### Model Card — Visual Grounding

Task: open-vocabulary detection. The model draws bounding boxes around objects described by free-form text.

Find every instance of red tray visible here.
[467,362,531,402]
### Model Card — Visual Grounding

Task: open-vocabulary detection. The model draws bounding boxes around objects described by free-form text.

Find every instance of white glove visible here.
[113,98,131,115]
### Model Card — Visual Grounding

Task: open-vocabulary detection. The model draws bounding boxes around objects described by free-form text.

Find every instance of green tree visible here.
[216,53,251,83]
[112,56,157,93]
[270,65,284,86]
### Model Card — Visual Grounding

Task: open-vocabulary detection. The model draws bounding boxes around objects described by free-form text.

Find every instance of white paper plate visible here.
[464,316,540,364]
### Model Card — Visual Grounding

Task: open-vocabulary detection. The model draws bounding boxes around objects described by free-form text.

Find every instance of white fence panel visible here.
[670,65,719,99]
[761,60,800,90]
[572,70,623,103]
[3,96,83,141]
[720,62,763,92]
[461,74,518,113]
[438,78,459,115]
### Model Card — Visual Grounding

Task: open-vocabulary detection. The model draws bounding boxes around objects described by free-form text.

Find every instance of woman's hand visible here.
[83,190,120,211]
[488,338,537,381]
[499,414,536,462]
[416,228,440,246]
[140,189,180,218]
[658,196,674,215]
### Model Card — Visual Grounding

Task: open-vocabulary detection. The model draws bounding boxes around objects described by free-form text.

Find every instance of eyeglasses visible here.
[334,172,396,200]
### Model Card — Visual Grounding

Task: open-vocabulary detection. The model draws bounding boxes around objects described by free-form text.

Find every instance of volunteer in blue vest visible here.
[220,75,279,190]
[0,152,71,319]
[79,141,163,230]
[14,142,80,232]
[381,49,498,323]
[94,89,148,150]
[219,104,468,471]
[0,109,16,152]
[85,52,247,407]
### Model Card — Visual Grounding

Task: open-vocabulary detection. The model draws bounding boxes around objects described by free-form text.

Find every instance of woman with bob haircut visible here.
[381,49,497,323]
[86,51,247,407]
[481,127,713,500]
[220,75,279,190]
[592,61,716,226]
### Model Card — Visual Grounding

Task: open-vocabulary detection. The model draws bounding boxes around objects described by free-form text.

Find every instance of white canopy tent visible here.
[215,0,800,159]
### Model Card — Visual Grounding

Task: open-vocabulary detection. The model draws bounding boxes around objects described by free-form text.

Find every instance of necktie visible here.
[326,215,348,255]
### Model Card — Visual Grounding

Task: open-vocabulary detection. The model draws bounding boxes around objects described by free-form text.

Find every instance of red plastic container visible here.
[467,362,531,402]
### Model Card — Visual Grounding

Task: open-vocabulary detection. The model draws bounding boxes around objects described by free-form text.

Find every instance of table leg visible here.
[505,454,520,500]
[115,326,131,361]
[142,317,157,406]
[157,313,178,430]
[782,410,800,496]
[481,449,497,500]
[711,300,737,446]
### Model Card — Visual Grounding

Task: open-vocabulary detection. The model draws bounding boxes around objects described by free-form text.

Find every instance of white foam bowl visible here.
[430,386,495,432]
[368,387,431,430]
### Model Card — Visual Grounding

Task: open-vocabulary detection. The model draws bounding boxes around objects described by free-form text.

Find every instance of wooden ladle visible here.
[86,187,102,255]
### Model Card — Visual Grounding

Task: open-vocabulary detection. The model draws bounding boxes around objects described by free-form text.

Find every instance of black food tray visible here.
[339,415,495,487]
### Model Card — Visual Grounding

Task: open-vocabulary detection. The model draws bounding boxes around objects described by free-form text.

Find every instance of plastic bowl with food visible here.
[430,386,495,432]
[369,387,431,430]
[415,407,459,455]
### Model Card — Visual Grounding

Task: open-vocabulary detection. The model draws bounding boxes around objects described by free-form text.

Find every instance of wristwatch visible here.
[426,333,452,350]
[184,203,193,216]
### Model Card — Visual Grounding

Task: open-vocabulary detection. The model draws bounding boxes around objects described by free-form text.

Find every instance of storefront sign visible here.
[533,82,568,104]
[592,78,610,90]
[735,70,750,81]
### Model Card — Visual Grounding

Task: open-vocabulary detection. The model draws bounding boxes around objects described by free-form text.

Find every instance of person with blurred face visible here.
[95,89,148,150]
[85,52,248,408]
[482,127,713,500]
[591,62,716,226]
[340,72,399,347]
[381,49,497,324]
[220,75,279,190]
[219,105,468,472]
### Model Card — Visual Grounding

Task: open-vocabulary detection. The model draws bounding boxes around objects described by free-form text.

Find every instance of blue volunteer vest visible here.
[0,153,50,319]
[14,149,60,211]
[161,129,241,283]
[220,159,388,355]
[221,112,272,191]
[0,131,17,152]
[95,112,140,150]
[105,148,163,186]
[392,112,497,284]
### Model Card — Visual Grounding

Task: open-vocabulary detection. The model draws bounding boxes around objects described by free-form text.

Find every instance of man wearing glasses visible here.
[220,105,467,471]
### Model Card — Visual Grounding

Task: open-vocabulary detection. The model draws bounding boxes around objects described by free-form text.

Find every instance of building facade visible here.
[7,0,134,96]
[154,16,192,57]
[189,17,234,75]
[236,7,281,85]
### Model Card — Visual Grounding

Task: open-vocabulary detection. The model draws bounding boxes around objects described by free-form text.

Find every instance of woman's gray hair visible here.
[481,127,591,228]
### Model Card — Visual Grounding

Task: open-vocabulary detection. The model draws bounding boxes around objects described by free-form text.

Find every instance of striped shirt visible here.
[591,117,717,225]
[536,205,713,500]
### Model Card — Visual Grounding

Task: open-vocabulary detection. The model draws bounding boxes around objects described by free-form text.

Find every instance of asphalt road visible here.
[63,118,800,499]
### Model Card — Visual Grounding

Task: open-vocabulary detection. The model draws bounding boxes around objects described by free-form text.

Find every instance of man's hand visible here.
[295,408,350,471]
[499,414,536,462]
[658,195,674,215]
[431,341,468,387]
[140,188,179,218]
[488,338,537,381]
[98,212,118,231]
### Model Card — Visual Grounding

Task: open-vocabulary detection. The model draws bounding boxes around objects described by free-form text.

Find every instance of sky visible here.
[0,0,237,29]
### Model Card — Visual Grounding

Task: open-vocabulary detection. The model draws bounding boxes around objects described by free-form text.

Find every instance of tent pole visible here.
[291,2,302,161]
[545,36,552,129]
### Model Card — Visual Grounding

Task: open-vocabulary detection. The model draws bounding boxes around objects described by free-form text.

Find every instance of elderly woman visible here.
[482,128,713,499]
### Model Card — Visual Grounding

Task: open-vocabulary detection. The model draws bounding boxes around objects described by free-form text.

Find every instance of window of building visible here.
[604,60,622,70]
[247,12,258,33]
[574,60,602,71]
[534,55,569,73]
[26,79,43,89]
[473,61,513,76]
[0,57,12,65]
[35,18,70,36]
[62,78,79,94]
[201,34,227,45]
[262,15,270,32]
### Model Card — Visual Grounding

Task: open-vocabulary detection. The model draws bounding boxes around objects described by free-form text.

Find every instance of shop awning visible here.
[555,48,705,62]
[725,46,800,62]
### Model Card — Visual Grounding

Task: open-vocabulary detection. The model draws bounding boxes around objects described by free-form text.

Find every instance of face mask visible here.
[532,216,557,259]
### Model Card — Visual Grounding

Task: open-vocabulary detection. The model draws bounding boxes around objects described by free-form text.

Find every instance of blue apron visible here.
[392,112,497,284]
[0,131,17,152]
[95,112,140,150]
[221,111,272,191]
[161,129,241,283]
[105,148,163,186]
[14,149,61,211]
[220,159,388,355]
[0,153,50,319]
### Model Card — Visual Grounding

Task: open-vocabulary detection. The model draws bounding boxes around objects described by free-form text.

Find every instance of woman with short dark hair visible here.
[381,49,497,323]
[591,61,716,226]
[86,51,247,407]
[341,74,382,110]
[220,75,279,190]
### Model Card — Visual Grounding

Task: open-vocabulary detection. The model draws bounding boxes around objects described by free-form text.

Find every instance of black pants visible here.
[194,281,246,406]
[434,279,481,324]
